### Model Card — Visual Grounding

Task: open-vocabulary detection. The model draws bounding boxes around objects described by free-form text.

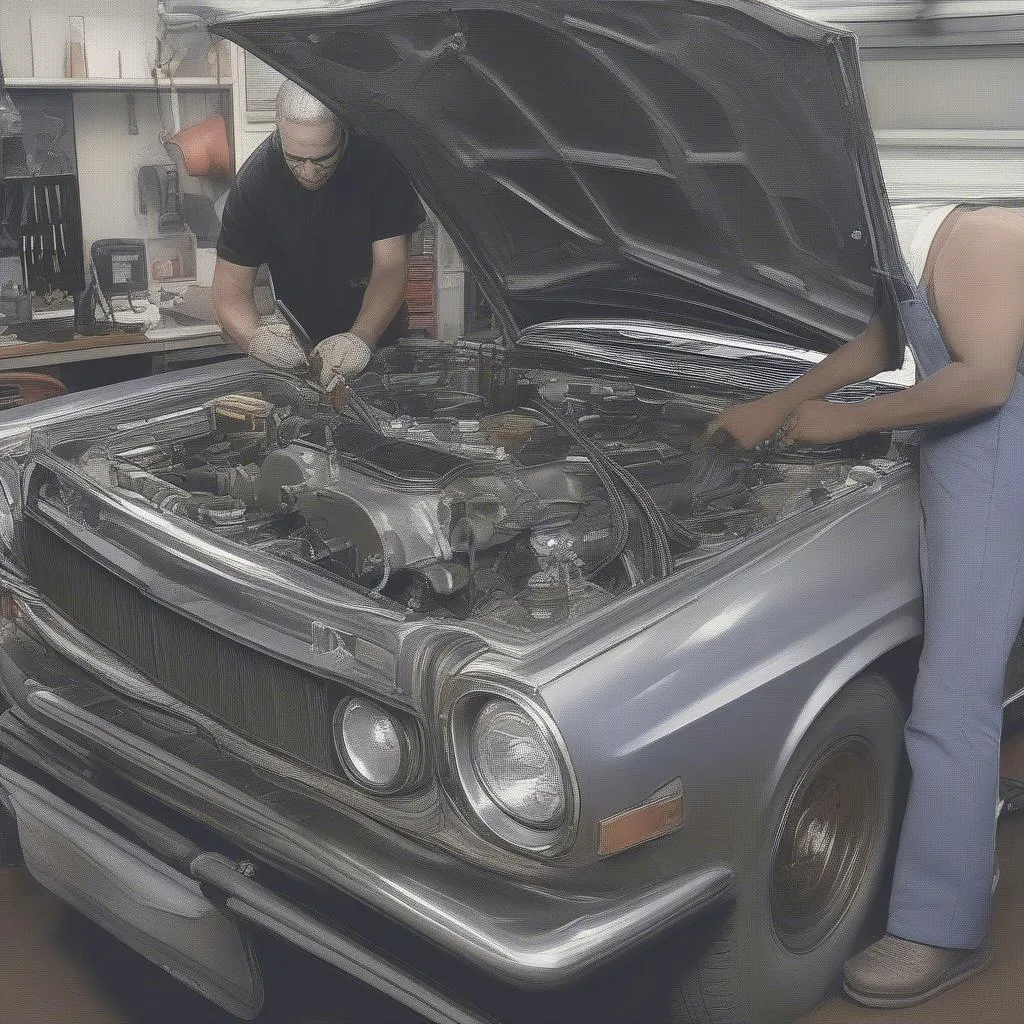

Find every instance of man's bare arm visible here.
[698,314,892,449]
[785,220,1024,445]
[212,258,261,351]
[776,313,893,406]
[349,234,409,347]
[848,229,1023,434]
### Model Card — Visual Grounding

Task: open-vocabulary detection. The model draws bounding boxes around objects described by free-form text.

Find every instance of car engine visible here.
[62,339,899,635]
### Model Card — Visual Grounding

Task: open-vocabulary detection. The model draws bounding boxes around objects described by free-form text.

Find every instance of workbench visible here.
[0,323,239,375]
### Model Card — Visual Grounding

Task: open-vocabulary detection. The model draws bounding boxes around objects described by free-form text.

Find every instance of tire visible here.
[669,671,905,1024]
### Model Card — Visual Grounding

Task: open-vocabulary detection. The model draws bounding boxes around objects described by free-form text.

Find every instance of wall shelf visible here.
[6,77,231,91]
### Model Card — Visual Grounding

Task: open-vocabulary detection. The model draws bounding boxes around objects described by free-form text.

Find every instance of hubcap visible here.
[770,737,880,953]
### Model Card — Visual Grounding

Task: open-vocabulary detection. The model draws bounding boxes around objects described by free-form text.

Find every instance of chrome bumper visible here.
[0,758,491,1024]
[0,596,735,1001]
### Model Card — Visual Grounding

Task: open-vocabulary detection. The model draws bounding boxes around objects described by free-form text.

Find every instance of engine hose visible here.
[371,549,392,595]
[345,387,385,434]
[522,401,630,579]
[610,463,674,579]
[529,398,673,580]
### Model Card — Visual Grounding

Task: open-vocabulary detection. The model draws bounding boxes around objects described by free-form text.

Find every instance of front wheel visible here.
[671,671,905,1024]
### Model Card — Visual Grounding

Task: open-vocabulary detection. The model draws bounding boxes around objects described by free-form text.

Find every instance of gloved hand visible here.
[247,318,309,373]
[309,331,373,388]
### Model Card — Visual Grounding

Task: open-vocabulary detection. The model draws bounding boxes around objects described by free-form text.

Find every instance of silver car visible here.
[0,2,1002,1023]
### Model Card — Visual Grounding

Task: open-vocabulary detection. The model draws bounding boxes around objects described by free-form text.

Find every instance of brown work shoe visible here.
[842,933,993,1008]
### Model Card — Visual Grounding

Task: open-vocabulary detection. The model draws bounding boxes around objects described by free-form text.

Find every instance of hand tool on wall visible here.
[54,184,68,259]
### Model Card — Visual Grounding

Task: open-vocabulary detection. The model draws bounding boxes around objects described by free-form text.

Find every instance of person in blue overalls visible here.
[702,204,1024,1008]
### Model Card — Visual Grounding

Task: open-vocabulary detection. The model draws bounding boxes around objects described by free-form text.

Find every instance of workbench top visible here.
[0,322,232,371]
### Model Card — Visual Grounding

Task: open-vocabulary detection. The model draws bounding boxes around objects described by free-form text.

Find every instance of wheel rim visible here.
[769,737,880,953]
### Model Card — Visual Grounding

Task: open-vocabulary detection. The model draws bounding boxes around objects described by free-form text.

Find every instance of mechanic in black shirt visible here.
[213,80,425,385]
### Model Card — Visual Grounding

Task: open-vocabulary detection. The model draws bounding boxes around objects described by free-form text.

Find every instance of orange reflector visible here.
[598,793,683,857]
[0,590,19,621]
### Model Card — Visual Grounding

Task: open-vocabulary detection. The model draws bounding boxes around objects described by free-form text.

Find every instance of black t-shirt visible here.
[217,131,426,346]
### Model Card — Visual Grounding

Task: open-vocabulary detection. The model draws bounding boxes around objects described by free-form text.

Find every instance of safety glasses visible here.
[279,129,347,170]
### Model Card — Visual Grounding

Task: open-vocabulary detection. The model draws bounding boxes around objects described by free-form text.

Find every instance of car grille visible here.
[24,518,338,774]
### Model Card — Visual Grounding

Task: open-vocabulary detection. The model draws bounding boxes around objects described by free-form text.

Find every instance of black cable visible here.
[522,399,629,578]
[538,396,674,579]
[526,396,674,581]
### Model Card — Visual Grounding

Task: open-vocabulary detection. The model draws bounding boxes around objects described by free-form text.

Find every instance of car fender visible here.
[766,608,920,795]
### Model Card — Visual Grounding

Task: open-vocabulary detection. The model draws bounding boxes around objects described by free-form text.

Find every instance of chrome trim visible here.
[443,677,580,856]
[9,684,734,986]
[0,763,265,1021]
[521,319,823,363]
[1004,684,1024,711]
[0,753,493,1024]
[5,585,360,813]
[191,853,500,1024]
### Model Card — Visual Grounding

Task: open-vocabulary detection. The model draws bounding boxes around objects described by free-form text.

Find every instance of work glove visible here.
[309,331,373,388]
[248,317,309,373]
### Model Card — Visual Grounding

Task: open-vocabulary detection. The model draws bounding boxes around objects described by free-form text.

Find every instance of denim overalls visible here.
[876,223,1024,949]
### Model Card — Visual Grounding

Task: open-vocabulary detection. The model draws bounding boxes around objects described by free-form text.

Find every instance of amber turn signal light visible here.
[0,589,20,621]
[598,793,683,857]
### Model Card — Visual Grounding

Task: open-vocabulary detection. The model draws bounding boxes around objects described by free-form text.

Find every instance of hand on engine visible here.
[309,331,373,389]
[693,395,795,451]
[778,399,859,446]
[247,318,310,373]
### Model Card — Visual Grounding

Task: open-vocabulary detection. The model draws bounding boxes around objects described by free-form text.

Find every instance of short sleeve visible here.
[216,176,269,268]
[368,152,426,242]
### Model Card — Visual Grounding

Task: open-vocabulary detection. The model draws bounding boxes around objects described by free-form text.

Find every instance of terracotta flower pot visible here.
[166,115,232,178]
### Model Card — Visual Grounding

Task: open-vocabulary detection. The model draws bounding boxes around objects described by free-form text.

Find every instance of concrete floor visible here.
[3,733,1024,1024]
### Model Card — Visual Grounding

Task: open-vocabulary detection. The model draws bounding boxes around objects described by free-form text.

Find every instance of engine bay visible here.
[51,338,902,636]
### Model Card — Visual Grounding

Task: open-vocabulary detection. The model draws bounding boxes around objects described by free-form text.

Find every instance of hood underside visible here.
[172,0,906,349]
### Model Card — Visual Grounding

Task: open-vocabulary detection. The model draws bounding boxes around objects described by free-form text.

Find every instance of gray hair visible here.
[275,80,341,130]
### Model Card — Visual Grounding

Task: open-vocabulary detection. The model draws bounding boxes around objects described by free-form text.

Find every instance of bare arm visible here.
[845,237,1022,434]
[349,234,409,347]
[773,312,893,408]
[786,225,1024,444]
[211,258,260,352]
[698,314,892,449]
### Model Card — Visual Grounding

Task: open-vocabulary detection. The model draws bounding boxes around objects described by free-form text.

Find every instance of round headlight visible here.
[470,699,565,827]
[333,698,409,792]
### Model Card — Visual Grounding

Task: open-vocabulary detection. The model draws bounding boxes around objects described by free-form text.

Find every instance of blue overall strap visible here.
[874,270,951,381]
[877,270,1024,380]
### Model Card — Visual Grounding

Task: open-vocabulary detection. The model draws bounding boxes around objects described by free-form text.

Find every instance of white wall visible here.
[73,89,228,254]
[0,0,161,80]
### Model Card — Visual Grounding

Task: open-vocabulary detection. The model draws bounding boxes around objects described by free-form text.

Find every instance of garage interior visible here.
[3,1,1024,1022]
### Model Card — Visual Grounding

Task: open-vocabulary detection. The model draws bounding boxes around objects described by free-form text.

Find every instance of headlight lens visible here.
[470,699,565,827]
[334,697,408,792]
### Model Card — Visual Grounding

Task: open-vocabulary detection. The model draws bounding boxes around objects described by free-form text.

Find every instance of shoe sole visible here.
[842,948,994,1009]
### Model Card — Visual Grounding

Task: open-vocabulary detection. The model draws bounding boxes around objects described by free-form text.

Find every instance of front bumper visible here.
[0,604,734,1018]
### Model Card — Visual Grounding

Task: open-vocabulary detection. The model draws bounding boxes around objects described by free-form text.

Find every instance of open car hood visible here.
[165,0,909,350]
